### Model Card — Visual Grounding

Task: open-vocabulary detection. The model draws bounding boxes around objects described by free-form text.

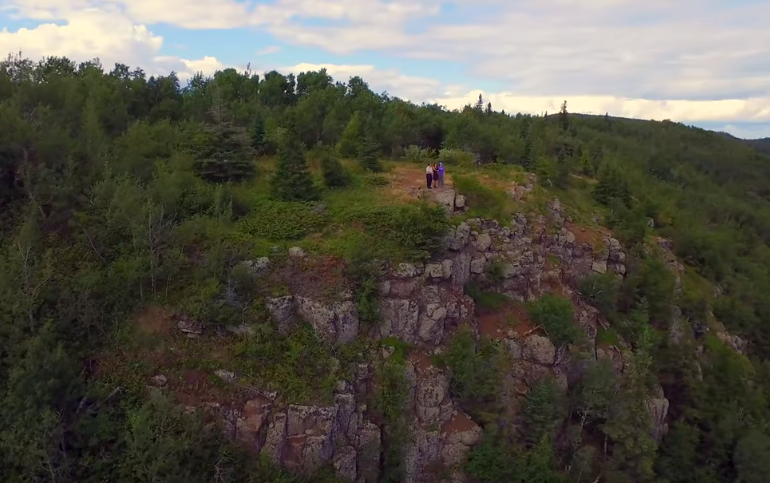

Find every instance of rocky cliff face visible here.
[179,197,674,482]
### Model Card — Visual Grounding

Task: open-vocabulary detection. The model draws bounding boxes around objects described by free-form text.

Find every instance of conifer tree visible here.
[357,130,383,172]
[194,99,255,183]
[475,94,484,111]
[559,100,569,132]
[249,111,267,155]
[337,110,364,158]
[320,150,350,188]
[270,116,318,201]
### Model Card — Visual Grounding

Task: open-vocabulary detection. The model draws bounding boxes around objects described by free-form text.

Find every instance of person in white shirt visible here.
[425,164,434,189]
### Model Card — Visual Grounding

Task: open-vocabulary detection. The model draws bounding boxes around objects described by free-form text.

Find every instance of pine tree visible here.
[357,130,383,172]
[337,111,364,158]
[320,150,350,188]
[475,94,484,111]
[194,100,255,183]
[485,102,492,115]
[270,120,318,201]
[559,100,569,132]
[522,136,533,168]
[249,111,267,155]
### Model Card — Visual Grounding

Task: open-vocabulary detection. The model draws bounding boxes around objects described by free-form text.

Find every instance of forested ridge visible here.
[2,53,770,483]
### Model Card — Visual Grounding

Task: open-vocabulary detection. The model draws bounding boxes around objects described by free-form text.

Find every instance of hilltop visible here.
[2,55,770,483]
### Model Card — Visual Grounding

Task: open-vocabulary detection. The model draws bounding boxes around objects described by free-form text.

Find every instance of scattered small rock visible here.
[215,369,237,383]
[288,246,307,258]
[150,374,168,387]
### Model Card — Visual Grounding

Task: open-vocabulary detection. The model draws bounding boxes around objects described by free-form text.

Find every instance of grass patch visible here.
[465,282,510,310]
[238,197,328,240]
[596,326,621,347]
[453,174,515,222]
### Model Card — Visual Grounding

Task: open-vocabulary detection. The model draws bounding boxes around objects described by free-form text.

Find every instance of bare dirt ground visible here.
[384,164,455,203]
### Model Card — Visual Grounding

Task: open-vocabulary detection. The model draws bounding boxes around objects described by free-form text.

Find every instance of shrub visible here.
[238,198,327,240]
[438,148,475,167]
[453,174,512,222]
[404,145,434,163]
[527,294,581,347]
[319,151,350,188]
[444,327,503,422]
[579,272,620,318]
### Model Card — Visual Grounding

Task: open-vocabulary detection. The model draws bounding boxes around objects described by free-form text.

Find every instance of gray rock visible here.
[266,295,295,333]
[215,369,237,383]
[226,324,256,336]
[470,257,486,274]
[425,263,444,279]
[239,257,271,276]
[647,389,670,442]
[295,296,359,344]
[455,194,466,209]
[288,246,307,258]
[476,233,492,251]
[150,374,167,387]
[521,335,556,365]
[393,263,421,278]
[591,260,608,274]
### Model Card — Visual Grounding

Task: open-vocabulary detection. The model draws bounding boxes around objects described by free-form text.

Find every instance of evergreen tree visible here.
[357,130,383,172]
[522,136,533,169]
[337,110,364,158]
[249,111,267,155]
[270,119,318,201]
[194,100,255,183]
[320,150,350,188]
[559,100,569,132]
[593,164,631,207]
[485,102,492,115]
[475,94,484,111]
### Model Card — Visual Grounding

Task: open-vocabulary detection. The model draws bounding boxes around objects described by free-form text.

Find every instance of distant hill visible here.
[744,137,770,155]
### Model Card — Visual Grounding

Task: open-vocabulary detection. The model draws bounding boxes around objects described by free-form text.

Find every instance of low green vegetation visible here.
[528,294,582,347]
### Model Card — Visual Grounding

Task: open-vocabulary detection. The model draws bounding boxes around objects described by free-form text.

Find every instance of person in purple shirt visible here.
[437,162,445,187]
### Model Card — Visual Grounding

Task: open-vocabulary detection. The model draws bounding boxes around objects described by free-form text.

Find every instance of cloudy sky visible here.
[1,0,769,139]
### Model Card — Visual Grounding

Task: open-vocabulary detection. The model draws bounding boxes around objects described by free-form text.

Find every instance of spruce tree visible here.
[249,111,267,155]
[270,118,318,201]
[475,94,484,111]
[357,130,383,172]
[194,100,255,183]
[522,136,533,168]
[559,100,569,132]
[337,111,364,158]
[320,150,350,188]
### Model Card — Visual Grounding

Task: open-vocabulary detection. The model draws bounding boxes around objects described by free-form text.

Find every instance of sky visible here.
[0,0,769,139]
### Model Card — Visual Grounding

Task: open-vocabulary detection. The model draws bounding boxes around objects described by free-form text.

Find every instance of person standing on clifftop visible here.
[425,163,434,189]
[437,162,445,187]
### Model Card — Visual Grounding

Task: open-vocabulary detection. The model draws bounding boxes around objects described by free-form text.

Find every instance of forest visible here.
[2,52,770,483]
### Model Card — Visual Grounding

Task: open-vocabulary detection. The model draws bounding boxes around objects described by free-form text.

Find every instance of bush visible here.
[238,198,327,240]
[438,148,475,167]
[444,327,503,422]
[453,174,511,221]
[527,294,581,347]
[579,272,620,318]
[404,145,435,163]
[320,151,350,188]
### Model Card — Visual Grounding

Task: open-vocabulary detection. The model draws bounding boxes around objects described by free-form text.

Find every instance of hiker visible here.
[437,162,445,187]
[432,163,439,188]
[425,163,433,189]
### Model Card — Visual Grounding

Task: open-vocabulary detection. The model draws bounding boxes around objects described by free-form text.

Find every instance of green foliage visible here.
[318,150,350,188]
[372,351,410,483]
[593,163,631,207]
[438,148,475,167]
[238,198,327,240]
[444,327,503,422]
[404,144,434,163]
[579,272,620,318]
[464,282,510,310]
[520,378,565,446]
[193,103,255,183]
[453,174,512,221]
[466,430,569,483]
[270,128,319,201]
[357,130,383,172]
[527,294,581,347]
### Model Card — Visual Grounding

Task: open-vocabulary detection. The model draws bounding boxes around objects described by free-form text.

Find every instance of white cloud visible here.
[429,90,770,124]
[256,45,282,55]
[0,0,769,136]
[0,7,227,79]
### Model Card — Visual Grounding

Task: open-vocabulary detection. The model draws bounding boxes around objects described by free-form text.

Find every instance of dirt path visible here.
[385,164,455,203]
